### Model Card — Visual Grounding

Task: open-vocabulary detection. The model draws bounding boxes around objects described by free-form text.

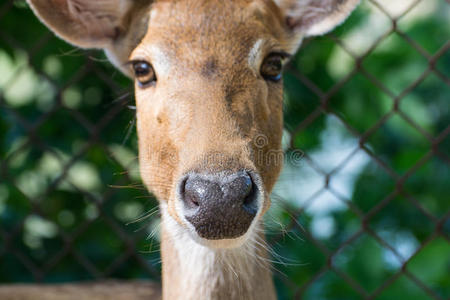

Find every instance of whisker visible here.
[253,235,303,267]
[109,184,147,190]
[126,206,160,225]
[122,115,136,146]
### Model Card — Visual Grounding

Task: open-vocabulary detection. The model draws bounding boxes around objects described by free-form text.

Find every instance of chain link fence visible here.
[1,0,449,299]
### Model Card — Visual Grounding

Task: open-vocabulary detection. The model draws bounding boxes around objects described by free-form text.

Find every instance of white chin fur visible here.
[186,224,256,249]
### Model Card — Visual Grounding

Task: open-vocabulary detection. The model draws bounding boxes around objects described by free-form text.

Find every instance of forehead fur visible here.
[133,0,288,64]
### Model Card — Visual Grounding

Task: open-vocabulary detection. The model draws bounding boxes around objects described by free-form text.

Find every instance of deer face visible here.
[132,1,288,246]
[28,0,359,248]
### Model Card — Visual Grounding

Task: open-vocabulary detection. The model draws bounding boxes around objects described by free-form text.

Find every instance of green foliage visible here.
[1,0,449,299]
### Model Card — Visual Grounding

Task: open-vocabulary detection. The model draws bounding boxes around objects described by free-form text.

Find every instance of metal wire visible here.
[0,0,448,299]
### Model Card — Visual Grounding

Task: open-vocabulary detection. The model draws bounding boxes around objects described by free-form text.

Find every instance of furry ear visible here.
[27,0,137,48]
[27,0,151,76]
[274,0,359,37]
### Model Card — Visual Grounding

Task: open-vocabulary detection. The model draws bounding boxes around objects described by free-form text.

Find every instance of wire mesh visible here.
[0,0,449,299]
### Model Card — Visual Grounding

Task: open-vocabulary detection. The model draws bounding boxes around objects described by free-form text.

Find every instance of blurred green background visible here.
[0,0,449,299]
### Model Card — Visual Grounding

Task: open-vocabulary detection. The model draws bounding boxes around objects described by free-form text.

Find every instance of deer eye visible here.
[132,61,156,87]
[260,53,284,82]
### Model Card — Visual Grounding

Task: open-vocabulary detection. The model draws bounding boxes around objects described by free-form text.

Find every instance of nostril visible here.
[182,175,224,210]
[180,176,200,210]
[242,174,252,198]
[243,186,254,206]
[186,193,200,207]
[242,172,258,215]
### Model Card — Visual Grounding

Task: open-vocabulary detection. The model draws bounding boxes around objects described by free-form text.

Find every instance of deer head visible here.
[27,0,358,254]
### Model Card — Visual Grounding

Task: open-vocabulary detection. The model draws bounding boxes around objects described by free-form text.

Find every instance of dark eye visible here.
[132,61,156,87]
[260,54,284,82]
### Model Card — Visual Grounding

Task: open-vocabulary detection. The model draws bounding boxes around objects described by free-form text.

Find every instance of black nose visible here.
[180,171,259,240]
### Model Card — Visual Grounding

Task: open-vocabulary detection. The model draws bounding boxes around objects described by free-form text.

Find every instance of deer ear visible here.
[27,0,152,76]
[275,0,359,37]
[27,0,135,49]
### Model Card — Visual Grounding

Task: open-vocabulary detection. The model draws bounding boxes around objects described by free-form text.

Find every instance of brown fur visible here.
[18,0,359,299]
[133,0,286,219]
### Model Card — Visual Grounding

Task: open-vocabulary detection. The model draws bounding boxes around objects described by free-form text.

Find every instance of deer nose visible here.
[180,171,258,240]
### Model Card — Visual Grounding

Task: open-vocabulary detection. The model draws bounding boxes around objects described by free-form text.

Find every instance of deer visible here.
[3,0,359,299]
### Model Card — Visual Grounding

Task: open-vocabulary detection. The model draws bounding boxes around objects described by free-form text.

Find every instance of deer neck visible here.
[160,211,276,300]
